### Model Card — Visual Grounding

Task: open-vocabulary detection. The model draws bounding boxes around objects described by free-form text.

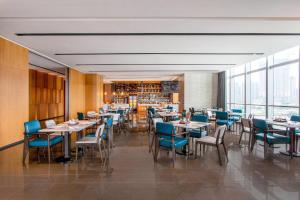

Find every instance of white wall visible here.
[184,72,218,110]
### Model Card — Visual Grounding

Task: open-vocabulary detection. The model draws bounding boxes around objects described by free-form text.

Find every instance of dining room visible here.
[1,1,300,200]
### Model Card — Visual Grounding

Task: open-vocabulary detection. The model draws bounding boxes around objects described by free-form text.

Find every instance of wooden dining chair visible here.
[239,118,252,148]
[194,125,228,166]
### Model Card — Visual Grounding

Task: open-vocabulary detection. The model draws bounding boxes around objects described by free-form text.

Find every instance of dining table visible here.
[39,119,100,162]
[157,112,181,122]
[267,119,300,158]
[170,120,211,156]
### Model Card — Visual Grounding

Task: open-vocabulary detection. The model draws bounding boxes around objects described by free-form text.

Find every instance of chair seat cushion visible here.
[189,129,207,138]
[85,132,96,137]
[86,132,107,140]
[229,116,240,122]
[29,136,63,147]
[159,137,188,149]
[216,119,233,126]
[255,133,290,144]
[196,136,221,144]
[76,137,97,144]
[296,129,300,136]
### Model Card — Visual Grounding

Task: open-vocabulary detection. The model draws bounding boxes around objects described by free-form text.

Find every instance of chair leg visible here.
[199,144,202,155]
[223,143,228,162]
[216,145,222,166]
[250,136,256,152]
[98,143,103,162]
[76,145,78,161]
[194,142,198,159]
[149,133,155,153]
[172,147,176,167]
[48,144,51,164]
[239,131,244,145]
[37,147,40,163]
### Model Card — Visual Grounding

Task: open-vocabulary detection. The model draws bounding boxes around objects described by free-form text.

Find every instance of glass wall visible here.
[226,46,299,119]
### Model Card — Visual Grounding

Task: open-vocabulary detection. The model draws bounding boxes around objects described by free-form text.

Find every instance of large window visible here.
[268,47,299,118]
[226,46,299,118]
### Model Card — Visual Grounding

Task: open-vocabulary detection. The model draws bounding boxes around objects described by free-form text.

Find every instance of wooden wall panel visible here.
[29,69,65,121]
[85,74,104,112]
[0,37,29,148]
[69,68,86,119]
[104,84,112,103]
[69,70,104,119]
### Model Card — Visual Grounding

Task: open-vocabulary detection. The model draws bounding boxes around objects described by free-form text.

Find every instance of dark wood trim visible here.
[0,140,24,151]
[29,63,65,75]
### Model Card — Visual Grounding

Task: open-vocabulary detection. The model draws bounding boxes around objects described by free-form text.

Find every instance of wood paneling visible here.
[85,74,104,112]
[69,70,104,119]
[0,37,29,148]
[29,69,65,121]
[69,69,86,119]
[104,84,112,103]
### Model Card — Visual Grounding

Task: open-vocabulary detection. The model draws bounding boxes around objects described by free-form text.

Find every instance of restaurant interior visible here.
[1,1,300,200]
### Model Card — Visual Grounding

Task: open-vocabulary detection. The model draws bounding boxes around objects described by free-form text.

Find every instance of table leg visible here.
[280,128,294,158]
[105,127,113,175]
[64,131,71,160]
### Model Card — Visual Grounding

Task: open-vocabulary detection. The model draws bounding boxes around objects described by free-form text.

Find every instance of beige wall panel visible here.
[0,37,29,147]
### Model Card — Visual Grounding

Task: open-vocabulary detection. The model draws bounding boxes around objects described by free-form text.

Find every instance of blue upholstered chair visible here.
[77,112,85,120]
[154,122,188,167]
[290,115,300,154]
[189,114,208,139]
[215,111,234,129]
[230,108,243,122]
[251,118,291,158]
[23,120,63,163]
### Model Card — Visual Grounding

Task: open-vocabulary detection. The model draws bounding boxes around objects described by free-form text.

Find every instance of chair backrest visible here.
[152,118,163,130]
[77,112,85,120]
[106,117,113,127]
[232,108,242,113]
[189,107,195,114]
[191,114,208,122]
[214,125,227,142]
[248,114,254,119]
[148,107,155,115]
[181,110,187,118]
[117,109,124,115]
[290,115,300,122]
[156,122,175,136]
[24,120,41,135]
[216,111,228,120]
[241,118,251,130]
[252,118,268,132]
[45,119,56,128]
[95,124,105,142]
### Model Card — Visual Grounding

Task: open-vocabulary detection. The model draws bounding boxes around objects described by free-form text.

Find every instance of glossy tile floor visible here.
[0,117,300,200]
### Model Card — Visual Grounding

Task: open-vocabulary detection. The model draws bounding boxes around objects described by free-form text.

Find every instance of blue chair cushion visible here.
[229,116,240,122]
[24,120,41,135]
[86,132,96,137]
[159,137,188,149]
[255,133,290,144]
[216,119,233,126]
[189,129,207,138]
[29,136,63,147]
[295,129,300,136]
[86,132,108,140]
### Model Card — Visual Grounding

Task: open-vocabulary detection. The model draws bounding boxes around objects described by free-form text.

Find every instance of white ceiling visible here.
[1,0,300,81]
